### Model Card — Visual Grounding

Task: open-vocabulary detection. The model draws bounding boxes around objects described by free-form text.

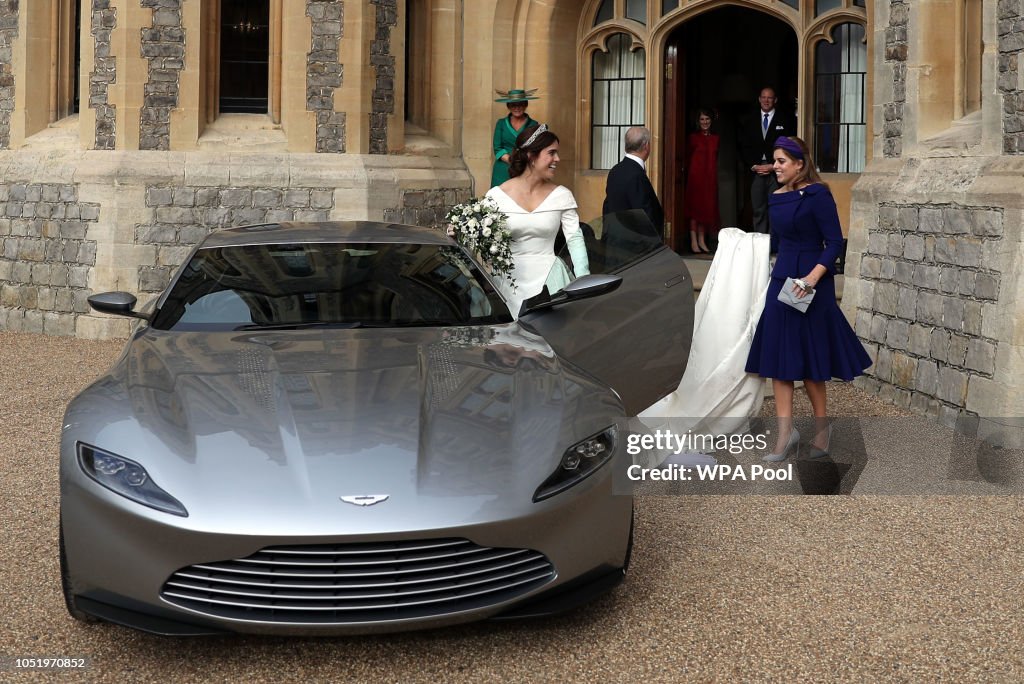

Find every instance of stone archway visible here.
[654,3,797,250]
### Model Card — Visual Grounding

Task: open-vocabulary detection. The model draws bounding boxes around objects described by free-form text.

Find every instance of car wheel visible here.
[622,503,635,573]
[59,517,99,623]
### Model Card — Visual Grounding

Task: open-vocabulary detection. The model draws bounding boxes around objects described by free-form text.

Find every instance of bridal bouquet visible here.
[445,197,515,289]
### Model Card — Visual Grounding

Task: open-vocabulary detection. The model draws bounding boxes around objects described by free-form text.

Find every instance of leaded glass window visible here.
[814,23,866,172]
[592,34,646,170]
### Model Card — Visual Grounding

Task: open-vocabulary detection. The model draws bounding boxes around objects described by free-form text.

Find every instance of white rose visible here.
[468,218,479,229]
[483,217,493,227]
[490,245,499,254]
[482,227,491,237]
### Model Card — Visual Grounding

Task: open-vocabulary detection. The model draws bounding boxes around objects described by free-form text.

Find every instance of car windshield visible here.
[150,242,513,331]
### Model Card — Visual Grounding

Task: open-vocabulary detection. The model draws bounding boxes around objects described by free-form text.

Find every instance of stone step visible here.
[682,254,845,301]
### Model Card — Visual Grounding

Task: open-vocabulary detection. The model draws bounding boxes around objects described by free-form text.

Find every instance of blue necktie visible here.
[762,113,769,136]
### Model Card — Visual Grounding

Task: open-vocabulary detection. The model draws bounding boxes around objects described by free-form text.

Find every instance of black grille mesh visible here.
[160,538,554,623]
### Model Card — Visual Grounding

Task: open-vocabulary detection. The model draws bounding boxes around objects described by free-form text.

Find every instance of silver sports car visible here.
[59,214,693,635]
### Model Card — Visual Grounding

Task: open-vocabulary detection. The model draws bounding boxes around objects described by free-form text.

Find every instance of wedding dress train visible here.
[635,227,771,465]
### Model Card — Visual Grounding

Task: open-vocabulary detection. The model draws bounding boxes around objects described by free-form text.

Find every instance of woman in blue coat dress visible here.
[745,136,872,461]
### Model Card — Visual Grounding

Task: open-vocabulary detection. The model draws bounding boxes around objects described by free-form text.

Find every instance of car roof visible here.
[198,222,454,249]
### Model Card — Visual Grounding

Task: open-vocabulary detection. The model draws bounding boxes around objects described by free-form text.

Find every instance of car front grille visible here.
[160,538,555,624]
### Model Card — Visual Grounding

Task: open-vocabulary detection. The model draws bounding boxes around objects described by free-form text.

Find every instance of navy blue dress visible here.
[745,183,872,381]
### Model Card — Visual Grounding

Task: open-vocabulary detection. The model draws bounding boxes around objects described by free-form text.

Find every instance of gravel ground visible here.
[1,331,1022,683]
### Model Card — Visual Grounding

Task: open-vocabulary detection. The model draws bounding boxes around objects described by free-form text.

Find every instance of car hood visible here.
[65,325,621,534]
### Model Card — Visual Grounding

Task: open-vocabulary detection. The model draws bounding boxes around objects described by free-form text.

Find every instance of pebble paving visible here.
[1,332,1021,682]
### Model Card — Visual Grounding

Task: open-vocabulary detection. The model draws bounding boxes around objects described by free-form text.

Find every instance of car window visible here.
[556,209,663,276]
[150,242,513,331]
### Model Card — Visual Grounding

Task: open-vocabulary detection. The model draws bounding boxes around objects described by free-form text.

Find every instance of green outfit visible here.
[490,115,538,188]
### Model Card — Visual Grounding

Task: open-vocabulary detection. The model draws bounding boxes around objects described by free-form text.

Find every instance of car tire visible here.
[622,503,635,573]
[59,517,99,624]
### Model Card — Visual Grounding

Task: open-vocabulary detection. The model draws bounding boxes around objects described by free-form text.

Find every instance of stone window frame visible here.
[579,0,648,171]
[200,0,283,127]
[579,0,869,178]
[401,0,460,154]
[805,14,869,173]
[955,0,983,119]
[8,0,82,147]
[914,0,987,141]
[52,0,80,123]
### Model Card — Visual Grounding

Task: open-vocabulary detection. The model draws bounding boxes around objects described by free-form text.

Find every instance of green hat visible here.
[495,88,539,103]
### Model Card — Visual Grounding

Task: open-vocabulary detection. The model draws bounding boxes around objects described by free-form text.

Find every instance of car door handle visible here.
[665,274,687,288]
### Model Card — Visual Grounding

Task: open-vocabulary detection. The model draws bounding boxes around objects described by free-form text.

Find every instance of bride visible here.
[485,124,590,317]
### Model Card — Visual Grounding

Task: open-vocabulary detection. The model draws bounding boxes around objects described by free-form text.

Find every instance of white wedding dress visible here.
[484,185,590,317]
[635,228,771,464]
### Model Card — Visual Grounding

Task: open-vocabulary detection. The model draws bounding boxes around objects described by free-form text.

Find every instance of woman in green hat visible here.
[491,88,539,187]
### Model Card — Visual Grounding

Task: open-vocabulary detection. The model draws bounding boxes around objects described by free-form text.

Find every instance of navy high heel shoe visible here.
[809,425,833,459]
[764,428,799,462]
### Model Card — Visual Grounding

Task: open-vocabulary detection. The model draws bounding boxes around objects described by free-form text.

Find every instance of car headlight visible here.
[77,444,188,517]
[533,425,617,502]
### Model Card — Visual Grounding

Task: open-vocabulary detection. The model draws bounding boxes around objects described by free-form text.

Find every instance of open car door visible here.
[518,210,694,415]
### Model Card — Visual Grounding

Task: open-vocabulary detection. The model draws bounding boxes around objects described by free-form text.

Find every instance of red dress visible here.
[684,132,721,229]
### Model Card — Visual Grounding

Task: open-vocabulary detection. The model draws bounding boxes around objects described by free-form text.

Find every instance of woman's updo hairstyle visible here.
[509,124,559,178]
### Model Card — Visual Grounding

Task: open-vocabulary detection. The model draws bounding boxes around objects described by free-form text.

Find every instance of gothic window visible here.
[814,0,843,15]
[594,0,614,26]
[661,0,676,17]
[814,22,866,172]
[55,0,81,120]
[626,0,646,25]
[592,33,645,170]
[959,0,982,117]
[219,0,270,113]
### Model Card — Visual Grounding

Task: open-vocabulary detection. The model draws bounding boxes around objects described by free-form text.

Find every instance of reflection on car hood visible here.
[67,325,620,532]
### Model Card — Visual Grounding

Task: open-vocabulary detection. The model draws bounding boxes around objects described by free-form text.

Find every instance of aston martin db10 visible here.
[59,214,693,635]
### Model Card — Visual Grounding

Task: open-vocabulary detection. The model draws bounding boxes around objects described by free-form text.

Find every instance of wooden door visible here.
[662,36,686,252]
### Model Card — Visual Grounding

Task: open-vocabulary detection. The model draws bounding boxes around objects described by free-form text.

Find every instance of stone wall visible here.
[853,202,1004,426]
[998,0,1024,153]
[0,0,18,151]
[369,0,397,155]
[0,182,101,335]
[307,0,345,153]
[0,150,473,338]
[91,0,117,150]
[139,0,184,151]
[882,0,908,157]
[136,185,336,293]
[383,188,470,229]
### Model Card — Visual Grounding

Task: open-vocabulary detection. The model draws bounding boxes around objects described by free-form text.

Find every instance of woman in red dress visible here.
[684,109,721,253]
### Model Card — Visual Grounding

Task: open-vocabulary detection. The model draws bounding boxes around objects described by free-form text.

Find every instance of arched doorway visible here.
[662,7,797,253]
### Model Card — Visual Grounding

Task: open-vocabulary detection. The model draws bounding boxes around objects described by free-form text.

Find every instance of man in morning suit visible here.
[602,126,664,232]
[738,87,796,235]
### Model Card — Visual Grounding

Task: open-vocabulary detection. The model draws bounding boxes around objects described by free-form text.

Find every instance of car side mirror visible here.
[87,291,151,320]
[519,274,623,316]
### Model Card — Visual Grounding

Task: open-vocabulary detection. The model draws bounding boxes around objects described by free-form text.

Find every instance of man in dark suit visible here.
[738,87,796,234]
[603,126,664,232]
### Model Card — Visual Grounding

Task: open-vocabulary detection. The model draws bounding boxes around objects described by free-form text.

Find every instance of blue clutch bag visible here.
[777,277,815,313]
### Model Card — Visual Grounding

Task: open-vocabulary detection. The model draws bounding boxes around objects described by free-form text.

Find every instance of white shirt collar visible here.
[762,109,775,119]
[625,153,645,170]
